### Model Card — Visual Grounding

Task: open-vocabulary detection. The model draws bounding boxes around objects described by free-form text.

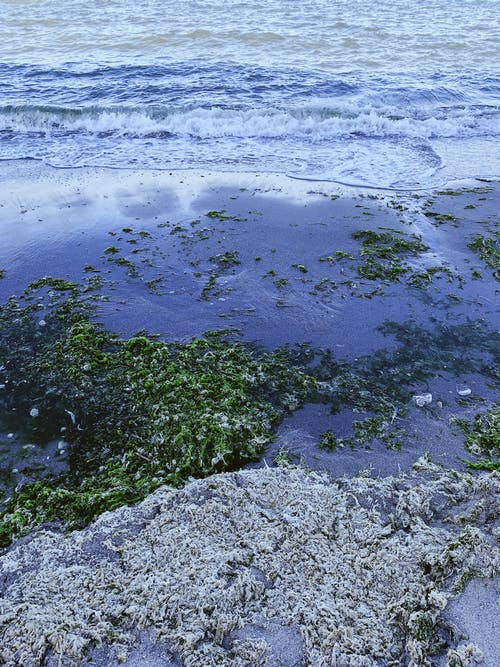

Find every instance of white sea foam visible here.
[2,100,498,188]
[1,103,497,142]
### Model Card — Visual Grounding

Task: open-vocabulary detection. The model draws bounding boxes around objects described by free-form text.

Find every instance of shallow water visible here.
[0,167,498,490]
[2,0,499,70]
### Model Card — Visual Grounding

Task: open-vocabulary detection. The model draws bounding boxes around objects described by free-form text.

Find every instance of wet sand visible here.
[0,161,498,665]
[1,162,498,480]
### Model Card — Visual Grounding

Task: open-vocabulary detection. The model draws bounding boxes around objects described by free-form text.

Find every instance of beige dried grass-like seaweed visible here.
[0,458,498,666]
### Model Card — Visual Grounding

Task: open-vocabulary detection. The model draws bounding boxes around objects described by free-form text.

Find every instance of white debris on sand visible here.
[0,457,498,667]
[413,393,433,408]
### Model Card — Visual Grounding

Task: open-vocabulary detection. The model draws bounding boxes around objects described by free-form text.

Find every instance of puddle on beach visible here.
[0,169,498,498]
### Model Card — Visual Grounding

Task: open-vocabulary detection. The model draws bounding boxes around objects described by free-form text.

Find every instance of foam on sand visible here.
[0,457,498,666]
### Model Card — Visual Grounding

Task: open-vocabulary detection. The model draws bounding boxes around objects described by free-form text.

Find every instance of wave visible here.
[0,102,498,143]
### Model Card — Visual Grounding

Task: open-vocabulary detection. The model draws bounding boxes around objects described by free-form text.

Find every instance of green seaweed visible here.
[436,190,463,197]
[111,257,140,277]
[454,407,499,470]
[465,459,500,471]
[316,229,436,294]
[424,212,457,224]
[210,251,241,268]
[205,210,246,223]
[171,225,186,234]
[0,281,316,547]
[310,277,339,294]
[145,278,164,294]
[467,232,500,280]
[313,318,498,450]
[200,272,218,300]
[408,266,454,288]
[318,416,402,451]
[336,251,354,261]
[351,229,429,283]
[291,263,308,273]
[28,276,78,292]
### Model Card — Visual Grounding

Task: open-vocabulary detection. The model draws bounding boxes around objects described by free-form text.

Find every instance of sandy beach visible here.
[0,161,500,667]
[1,0,499,663]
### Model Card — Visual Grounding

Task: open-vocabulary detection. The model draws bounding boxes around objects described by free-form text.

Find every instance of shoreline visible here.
[1,156,496,194]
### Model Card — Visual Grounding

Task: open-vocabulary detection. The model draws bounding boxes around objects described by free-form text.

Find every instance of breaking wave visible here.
[0,102,498,142]
[1,61,498,187]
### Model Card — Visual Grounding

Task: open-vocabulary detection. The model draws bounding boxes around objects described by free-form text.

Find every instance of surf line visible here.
[286,173,436,193]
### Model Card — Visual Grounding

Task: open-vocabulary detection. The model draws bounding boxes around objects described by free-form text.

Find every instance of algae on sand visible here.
[455,406,500,471]
[1,274,499,547]
[0,278,314,547]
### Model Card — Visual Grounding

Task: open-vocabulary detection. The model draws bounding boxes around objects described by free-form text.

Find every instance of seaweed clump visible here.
[467,232,500,281]
[315,317,499,450]
[352,229,429,282]
[455,407,500,471]
[0,278,314,547]
[0,462,498,666]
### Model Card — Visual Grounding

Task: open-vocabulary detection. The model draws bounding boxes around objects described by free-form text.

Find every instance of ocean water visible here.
[0,0,499,188]
[1,1,499,503]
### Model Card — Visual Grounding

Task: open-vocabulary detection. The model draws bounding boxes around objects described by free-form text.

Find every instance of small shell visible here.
[30,407,39,418]
[457,387,472,397]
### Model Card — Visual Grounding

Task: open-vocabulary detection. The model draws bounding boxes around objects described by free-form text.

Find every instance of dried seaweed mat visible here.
[0,457,498,667]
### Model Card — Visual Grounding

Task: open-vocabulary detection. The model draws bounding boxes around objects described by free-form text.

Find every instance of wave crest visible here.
[0,102,497,142]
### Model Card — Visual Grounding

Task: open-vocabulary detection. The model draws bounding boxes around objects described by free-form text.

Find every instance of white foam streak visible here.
[0,104,498,142]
